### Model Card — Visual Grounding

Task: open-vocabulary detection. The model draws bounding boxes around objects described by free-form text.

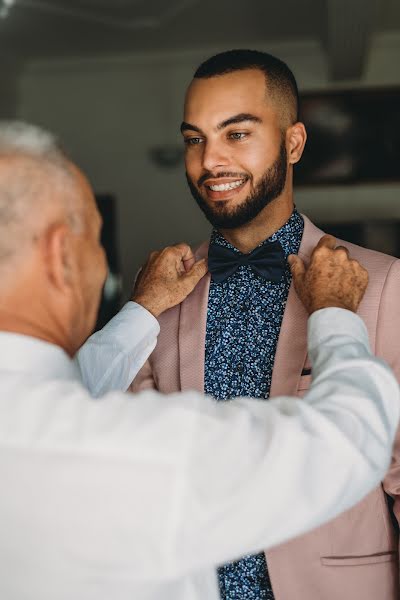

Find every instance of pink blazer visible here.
[132,215,400,600]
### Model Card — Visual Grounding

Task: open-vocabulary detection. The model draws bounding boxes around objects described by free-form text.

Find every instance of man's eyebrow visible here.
[218,113,262,129]
[180,121,203,134]
[180,113,262,135]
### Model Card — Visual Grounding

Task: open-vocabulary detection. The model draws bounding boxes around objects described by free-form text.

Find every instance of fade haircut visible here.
[0,121,82,264]
[194,49,299,129]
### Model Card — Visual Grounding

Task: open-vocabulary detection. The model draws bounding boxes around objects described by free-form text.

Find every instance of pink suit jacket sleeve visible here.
[378,260,400,531]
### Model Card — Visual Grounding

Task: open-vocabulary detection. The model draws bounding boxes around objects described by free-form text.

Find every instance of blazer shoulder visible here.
[336,237,400,281]
[301,214,399,281]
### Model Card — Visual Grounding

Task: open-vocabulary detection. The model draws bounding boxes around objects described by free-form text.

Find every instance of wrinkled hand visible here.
[287,235,369,314]
[132,243,208,317]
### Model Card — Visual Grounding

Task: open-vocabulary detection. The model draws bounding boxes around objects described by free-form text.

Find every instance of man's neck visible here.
[219,197,294,254]
[0,306,74,357]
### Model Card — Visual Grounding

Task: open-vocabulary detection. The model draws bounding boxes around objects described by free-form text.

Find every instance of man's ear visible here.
[42,223,76,292]
[286,122,307,165]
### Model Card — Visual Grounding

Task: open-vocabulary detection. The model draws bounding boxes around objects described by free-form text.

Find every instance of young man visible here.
[132,50,400,600]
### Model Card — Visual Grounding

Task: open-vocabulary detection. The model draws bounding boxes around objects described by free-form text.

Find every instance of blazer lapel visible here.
[270,282,309,397]
[179,241,210,393]
[270,215,335,398]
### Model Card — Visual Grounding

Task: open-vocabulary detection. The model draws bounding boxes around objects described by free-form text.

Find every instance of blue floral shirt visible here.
[204,209,304,599]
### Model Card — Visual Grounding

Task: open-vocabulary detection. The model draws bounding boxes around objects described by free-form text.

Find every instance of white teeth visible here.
[208,179,245,192]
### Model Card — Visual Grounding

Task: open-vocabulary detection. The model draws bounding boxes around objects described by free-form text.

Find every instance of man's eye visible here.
[184,137,203,145]
[229,132,247,140]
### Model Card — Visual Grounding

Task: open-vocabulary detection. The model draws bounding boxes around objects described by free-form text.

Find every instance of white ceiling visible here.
[0,0,399,79]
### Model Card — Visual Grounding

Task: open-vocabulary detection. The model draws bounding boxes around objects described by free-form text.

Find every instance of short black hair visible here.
[193,49,299,127]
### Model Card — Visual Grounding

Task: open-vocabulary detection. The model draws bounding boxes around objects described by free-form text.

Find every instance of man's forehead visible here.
[184,69,270,121]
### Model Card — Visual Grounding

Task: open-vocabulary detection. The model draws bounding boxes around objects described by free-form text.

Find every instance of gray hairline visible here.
[0,121,83,232]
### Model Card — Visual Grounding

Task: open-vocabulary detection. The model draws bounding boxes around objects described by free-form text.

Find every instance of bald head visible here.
[0,121,84,268]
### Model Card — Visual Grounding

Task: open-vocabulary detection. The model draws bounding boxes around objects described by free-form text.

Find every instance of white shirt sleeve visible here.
[75,301,159,397]
[3,309,398,588]
[171,308,400,575]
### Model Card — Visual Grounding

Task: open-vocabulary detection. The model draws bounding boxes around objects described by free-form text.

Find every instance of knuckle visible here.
[319,234,335,248]
[350,258,361,270]
[335,246,349,258]
[175,242,188,250]
[313,247,328,260]
[162,246,175,257]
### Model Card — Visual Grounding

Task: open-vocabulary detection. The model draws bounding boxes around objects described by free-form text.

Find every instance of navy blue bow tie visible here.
[208,240,286,283]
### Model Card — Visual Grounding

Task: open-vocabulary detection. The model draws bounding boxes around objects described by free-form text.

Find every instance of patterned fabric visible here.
[204,209,304,599]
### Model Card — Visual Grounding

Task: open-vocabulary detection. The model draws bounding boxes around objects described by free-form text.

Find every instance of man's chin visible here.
[201,194,248,215]
[199,207,242,229]
[201,207,252,230]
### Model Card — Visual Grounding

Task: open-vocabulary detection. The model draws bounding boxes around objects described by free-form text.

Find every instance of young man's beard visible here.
[186,140,288,230]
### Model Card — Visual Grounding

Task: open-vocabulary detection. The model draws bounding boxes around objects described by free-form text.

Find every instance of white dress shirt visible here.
[0,308,398,600]
[77,302,160,397]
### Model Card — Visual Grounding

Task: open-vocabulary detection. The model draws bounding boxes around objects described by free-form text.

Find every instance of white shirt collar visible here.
[0,332,81,382]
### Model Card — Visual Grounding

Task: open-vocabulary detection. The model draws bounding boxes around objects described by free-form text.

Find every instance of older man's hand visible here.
[288,235,369,315]
[132,244,208,317]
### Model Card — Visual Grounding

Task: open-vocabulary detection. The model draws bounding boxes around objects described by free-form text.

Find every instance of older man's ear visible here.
[42,223,78,293]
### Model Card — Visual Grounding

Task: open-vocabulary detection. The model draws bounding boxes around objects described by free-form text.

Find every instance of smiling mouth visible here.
[206,178,247,192]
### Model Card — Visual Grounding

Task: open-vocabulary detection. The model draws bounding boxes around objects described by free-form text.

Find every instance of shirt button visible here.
[237,363,244,373]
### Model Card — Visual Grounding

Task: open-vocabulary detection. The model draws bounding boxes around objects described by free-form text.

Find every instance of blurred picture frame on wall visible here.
[295,87,400,186]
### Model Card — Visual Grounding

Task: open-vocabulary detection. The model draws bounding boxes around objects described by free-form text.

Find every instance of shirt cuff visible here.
[77,301,160,398]
[122,301,160,338]
[308,307,370,353]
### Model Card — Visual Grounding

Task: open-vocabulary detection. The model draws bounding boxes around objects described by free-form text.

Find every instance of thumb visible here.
[288,254,305,283]
[182,258,208,287]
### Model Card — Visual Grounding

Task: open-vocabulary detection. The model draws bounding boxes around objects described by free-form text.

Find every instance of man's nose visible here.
[202,140,230,172]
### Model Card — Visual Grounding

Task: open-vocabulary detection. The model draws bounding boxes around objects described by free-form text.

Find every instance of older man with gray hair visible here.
[0,120,398,600]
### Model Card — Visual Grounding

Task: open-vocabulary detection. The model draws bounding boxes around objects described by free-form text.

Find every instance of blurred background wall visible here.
[0,0,399,301]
